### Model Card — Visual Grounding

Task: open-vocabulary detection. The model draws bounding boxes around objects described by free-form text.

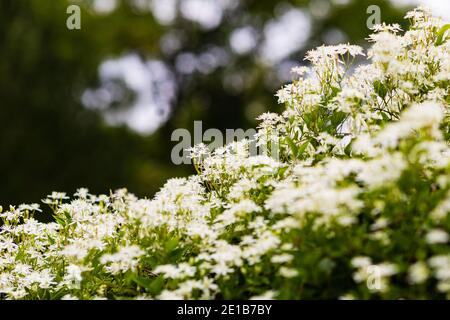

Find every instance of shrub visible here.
[0,6,449,299]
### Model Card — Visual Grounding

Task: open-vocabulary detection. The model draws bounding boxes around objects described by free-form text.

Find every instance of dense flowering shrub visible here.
[1,7,450,300]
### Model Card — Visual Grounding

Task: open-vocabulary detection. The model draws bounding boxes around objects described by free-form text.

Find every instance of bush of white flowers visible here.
[1,6,449,300]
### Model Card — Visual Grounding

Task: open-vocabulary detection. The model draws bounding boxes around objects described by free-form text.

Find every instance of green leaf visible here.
[164,238,179,253]
[330,86,340,98]
[373,80,387,98]
[435,24,450,46]
[132,275,152,289]
[344,142,352,156]
[148,276,165,295]
[330,111,347,127]
[168,247,184,262]
[286,136,298,158]
[286,137,309,159]
[381,111,391,122]
[277,165,288,177]
[297,141,310,157]
[53,215,66,227]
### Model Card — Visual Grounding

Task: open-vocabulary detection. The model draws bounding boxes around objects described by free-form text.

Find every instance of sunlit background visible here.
[0,0,446,208]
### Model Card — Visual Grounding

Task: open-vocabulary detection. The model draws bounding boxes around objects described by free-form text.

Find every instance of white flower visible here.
[250,290,277,300]
[279,267,299,278]
[271,254,294,264]
[158,290,183,300]
[154,263,196,279]
[100,245,144,274]
[408,262,429,284]
[351,256,372,268]
[431,193,450,220]
[291,66,310,76]
[18,203,42,212]
[61,294,79,300]
[426,229,449,244]
[66,265,84,284]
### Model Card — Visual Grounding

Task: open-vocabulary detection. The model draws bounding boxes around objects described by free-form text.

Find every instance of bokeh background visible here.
[1,0,445,207]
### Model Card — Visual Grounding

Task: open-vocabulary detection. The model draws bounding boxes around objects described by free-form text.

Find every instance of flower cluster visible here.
[1,7,449,299]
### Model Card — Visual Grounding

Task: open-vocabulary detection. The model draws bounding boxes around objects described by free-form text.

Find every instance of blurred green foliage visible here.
[0,0,409,207]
